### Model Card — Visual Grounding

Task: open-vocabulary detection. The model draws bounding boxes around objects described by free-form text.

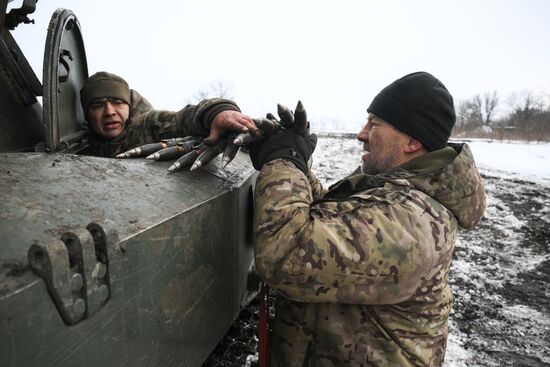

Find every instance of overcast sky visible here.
[11,0,550,132]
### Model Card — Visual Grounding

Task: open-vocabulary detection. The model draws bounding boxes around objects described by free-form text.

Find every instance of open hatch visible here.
[43,7,88,153]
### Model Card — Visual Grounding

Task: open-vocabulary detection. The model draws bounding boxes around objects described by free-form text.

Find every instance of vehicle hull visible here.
[0,152,256,367]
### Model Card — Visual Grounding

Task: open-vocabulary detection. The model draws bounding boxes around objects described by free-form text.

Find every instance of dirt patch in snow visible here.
[447,174,550,367]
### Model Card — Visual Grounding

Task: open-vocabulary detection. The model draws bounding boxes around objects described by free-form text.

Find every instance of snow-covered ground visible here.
[465,139,550,186]
[312,134,550,187]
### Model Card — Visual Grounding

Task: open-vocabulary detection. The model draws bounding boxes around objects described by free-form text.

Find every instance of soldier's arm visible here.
[254,159,440,305]
[119,109,183,152]
[175,98,258,142]
[306,169,327,200]
[115,98,243,149]
[174,98,241,137]
[129,89,154,117]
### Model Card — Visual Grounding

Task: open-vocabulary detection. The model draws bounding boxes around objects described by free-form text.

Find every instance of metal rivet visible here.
[73,298,86,317]
[97,262,107,278]
[98,285,109,303]
[70,273,83,292]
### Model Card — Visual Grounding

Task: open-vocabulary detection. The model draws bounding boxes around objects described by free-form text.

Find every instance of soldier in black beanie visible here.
[357,71,457,174]
[247,71,486,366]
[367,71,456,152]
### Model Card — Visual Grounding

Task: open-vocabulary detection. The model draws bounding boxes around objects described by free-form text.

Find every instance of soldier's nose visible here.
[103,101,116,115]
[357,127,369,143]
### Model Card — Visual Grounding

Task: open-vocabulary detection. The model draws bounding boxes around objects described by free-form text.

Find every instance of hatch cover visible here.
[43,8,88,152]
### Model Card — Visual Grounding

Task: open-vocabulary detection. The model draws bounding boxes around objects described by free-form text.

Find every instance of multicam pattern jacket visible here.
[253,143,486,366]
[83,90,240,157]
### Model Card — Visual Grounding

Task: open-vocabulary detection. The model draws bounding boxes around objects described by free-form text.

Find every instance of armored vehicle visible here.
[0,1,257,366]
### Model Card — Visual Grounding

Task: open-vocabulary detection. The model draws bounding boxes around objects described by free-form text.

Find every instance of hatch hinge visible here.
[27,221,118,325]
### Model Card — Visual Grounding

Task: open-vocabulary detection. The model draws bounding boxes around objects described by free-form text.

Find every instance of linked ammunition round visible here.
[190,142,225,171]
[222,143,240,167]
[148,145,187,161]
[167,142,208,173]
[117,142,170,158]
[277,103,295,129]
[294,100,308,134]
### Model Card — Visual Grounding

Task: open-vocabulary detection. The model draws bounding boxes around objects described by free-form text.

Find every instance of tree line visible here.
[190,81,550,142]
[452,90,550,141]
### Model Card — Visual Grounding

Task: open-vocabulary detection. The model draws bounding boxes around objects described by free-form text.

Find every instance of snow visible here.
[445,322,473,367]
[462,139,550,185]
[313,135,550,185]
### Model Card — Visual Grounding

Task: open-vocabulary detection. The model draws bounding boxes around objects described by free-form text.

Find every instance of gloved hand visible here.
[248,119,317,174]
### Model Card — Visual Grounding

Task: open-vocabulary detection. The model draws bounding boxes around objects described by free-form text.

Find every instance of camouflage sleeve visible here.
[306,169,327,200]
[174,97,240,137]
[254,159,443,305]
[129,89,154,118]
[121,98,240,149]
[121,110,183,149]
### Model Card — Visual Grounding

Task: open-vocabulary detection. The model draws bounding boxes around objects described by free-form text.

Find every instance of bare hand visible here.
[205,110,258,145]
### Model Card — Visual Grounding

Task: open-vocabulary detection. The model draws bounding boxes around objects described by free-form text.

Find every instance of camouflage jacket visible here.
[253,143,486,366]
[82,90,240,157]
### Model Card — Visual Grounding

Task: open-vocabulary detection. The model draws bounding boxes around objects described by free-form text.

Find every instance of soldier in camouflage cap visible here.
[80,71,257,157]
[249,72,486,366]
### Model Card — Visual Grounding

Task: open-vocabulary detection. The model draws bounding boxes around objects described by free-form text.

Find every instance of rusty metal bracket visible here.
[27,221,118,325]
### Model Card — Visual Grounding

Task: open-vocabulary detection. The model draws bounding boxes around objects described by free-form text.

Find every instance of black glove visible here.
[248,128,317,174]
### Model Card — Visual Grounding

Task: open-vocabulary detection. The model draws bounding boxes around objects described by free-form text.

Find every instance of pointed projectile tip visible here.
[145,154,155,160]
[295,100,304,112]
[190,161,202,171]
[119,149,138,158]
[167,162,180,173]
[222,158,231,167]
[234,138,242,145]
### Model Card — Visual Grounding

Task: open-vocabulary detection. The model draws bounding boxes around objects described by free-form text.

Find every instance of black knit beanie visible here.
[367,72,456,151]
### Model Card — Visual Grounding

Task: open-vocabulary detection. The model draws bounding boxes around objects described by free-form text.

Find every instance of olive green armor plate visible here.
[0,153,256,367]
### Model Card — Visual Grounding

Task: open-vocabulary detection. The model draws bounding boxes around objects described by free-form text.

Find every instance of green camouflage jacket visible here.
[254,143,486,366]
[82,90,240,157]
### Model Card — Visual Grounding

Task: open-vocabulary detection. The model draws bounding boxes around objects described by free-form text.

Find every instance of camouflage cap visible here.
[80,71,131,112]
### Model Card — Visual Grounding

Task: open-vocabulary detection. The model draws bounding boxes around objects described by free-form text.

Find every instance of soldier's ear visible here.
[404,138,424,154]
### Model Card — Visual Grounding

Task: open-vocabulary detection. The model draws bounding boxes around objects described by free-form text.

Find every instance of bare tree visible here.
[456,95,482,128]
[455,89,550,141]
[503,91,550,140]
[456,91,499,130]
[507,91,543,122]
[483,91,499,125]
[191,80,234,103]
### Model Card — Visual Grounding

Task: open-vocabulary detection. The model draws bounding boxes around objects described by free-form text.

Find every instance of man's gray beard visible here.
[361,157,395,175]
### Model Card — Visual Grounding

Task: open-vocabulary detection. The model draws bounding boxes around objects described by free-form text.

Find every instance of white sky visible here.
[10,0,550,132]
